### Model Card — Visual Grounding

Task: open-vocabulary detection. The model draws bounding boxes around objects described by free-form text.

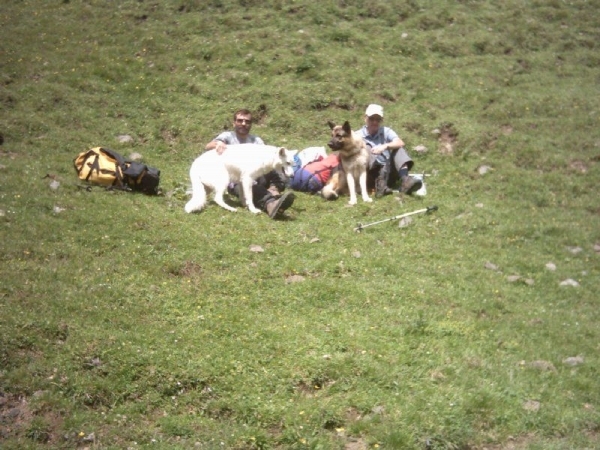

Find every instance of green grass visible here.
[1,0,599,448]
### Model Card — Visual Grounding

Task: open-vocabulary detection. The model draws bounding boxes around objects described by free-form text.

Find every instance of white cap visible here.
[365,104,384,118]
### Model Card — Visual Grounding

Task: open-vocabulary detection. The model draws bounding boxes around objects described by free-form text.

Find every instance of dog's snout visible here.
[328,139,338,150]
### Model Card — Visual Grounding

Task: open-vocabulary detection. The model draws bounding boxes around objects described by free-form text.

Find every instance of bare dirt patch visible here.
[169,260,203,277]
[437,122,459,155]
[0,392,64,445]
[569,159,588,173]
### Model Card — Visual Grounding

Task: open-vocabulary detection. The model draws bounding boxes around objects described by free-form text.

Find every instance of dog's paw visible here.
[248,207,262,214]
[363,197,373,203]
[348,200,357,206]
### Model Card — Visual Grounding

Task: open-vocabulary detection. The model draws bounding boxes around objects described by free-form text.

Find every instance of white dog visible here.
[185,144,297,214]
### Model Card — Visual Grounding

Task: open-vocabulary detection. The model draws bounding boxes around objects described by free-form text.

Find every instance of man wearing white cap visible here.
[356,104,422,196]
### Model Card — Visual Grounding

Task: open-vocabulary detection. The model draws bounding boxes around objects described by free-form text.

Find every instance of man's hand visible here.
[215,141,226,155]
[371,144,388,155]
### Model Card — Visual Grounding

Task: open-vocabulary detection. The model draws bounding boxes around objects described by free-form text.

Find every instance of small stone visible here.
[562,356,584,366]
[285,275,305,284]
[117,134,134,143]
[398,216,412,228]
[371,405,385,415]
[413,144,428,154]
[566,246,583,254]
[129,152,143,162]
[524,278,535,285]
[249,245,264,253]
[309,237,320,243]
[523,400,540,412]
[87,357,102,367]
[507,275,521,282]
[530,360,556,372]
[49,179,60,190]
[484,261,498,271]
[559,279,579,287]
[477,165,492,175]
[545,262,556,271]
[7,408,21,419]
[53,206,65,214]
[352,251,361,258]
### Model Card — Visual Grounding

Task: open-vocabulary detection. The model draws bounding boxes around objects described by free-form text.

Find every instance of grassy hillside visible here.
[1,1,599,449]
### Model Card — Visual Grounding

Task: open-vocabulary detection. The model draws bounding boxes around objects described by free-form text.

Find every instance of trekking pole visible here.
[354,205,438,232]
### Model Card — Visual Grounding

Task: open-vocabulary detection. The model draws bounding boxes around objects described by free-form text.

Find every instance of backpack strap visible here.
[98,147,127,187]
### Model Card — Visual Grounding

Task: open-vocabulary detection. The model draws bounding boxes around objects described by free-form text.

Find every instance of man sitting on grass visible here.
[204,108,295,219]
[356,104,423,197]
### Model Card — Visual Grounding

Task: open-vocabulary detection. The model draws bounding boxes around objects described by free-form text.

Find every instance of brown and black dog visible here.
[321,121,372,205]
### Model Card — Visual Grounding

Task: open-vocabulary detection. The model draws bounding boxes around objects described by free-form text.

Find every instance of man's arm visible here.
[206,132,231,154]
[383,137,405,151]
[371,129,404,155]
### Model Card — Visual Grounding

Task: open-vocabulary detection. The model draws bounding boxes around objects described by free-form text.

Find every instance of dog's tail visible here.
[184,164,207,213]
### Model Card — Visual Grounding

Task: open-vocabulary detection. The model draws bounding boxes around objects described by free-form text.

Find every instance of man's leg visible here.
[368,151,393,197]
[228,180,294,218]
[392,148,422,194]
[374,158,393,197]
[263,170,288,197]
[252,183,295,219]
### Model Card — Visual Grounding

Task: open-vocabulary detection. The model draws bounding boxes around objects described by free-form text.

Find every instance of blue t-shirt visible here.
[214,131,264,145]
[355,125,399,147]
[356,126,399,164]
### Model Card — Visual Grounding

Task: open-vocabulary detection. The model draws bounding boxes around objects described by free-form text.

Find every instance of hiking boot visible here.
[375,182,393,198]
[399,176,423,195]
[265,191,295,218]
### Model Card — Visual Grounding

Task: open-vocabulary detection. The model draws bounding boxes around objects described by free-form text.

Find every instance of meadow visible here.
[1,0,599,448]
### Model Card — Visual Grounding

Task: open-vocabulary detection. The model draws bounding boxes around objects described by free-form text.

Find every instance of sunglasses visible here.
[235,118,252,124]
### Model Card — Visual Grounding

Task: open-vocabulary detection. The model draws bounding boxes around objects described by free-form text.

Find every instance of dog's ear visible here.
[342,121,352,134]
[327,120,336,130]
